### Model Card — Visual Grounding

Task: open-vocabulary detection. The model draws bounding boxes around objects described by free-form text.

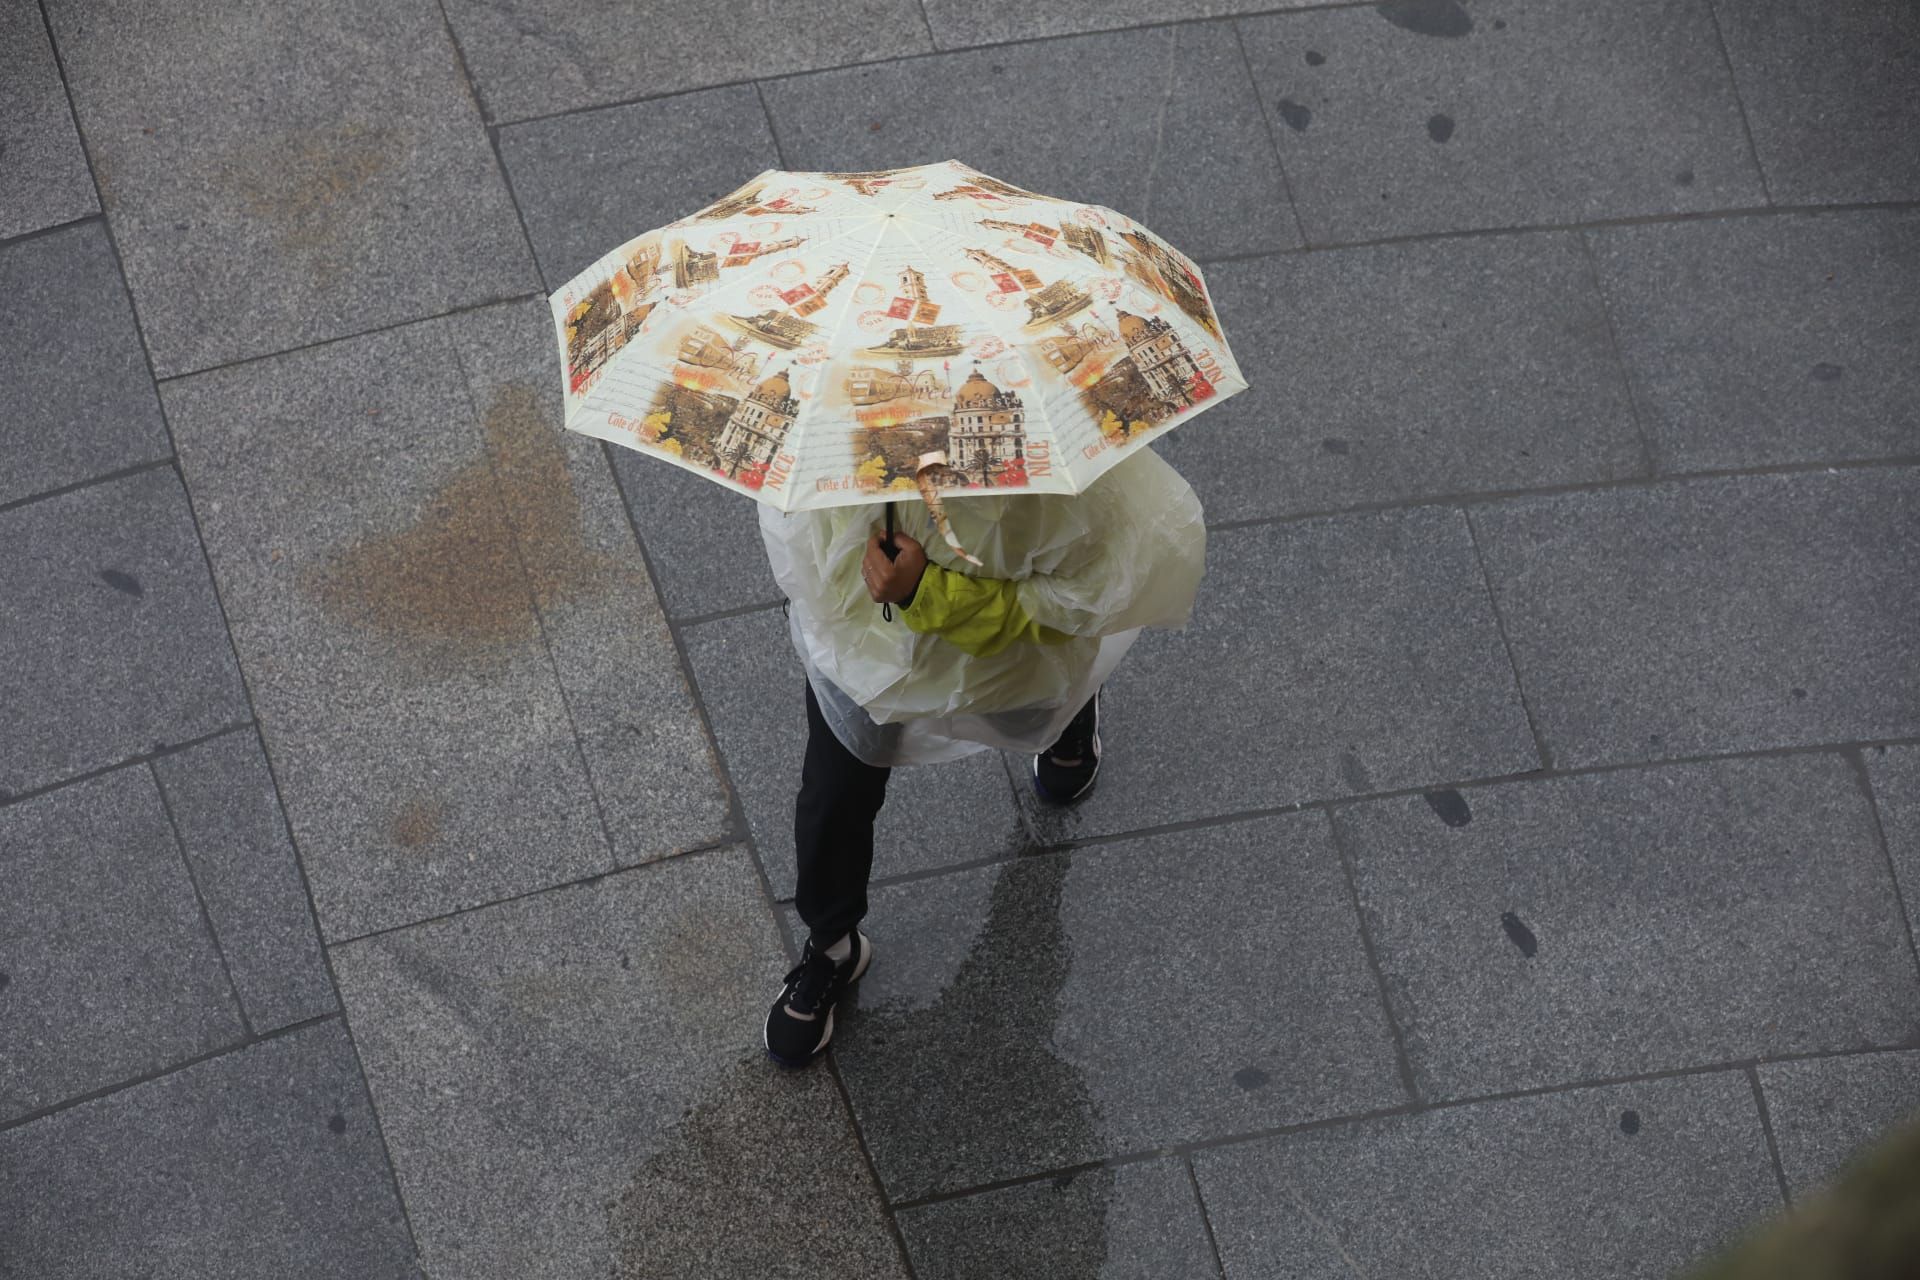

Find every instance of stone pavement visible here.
[2,0,1917,1274]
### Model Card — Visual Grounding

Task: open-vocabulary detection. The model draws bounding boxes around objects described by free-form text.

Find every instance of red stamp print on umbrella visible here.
[887,296,915,319]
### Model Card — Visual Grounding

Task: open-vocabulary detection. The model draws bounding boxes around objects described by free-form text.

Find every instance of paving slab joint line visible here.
[825,1050,922,1278]
[882,1041,1920,1213]
[146,334,432,1266]
[1848,747,1920,986]
[1231,16,1311,249]
[1184,1152,1231,1279]
[1323,808,1422,1106]
[148,760,254,1038]
[1193,198,1920,270]
[855,734,1920,910]
[1461,504,1554,771]
[148,291,546,385]
[1577,228,1659,478]
[0,210,102,252]
[1203,454,1920,538]
[0,457,179,518]
[33,0,165,393]
[484,0,1387,131]
[598,439,921,1272]
[441,329,622,865]
[0,1011,338,1136]
[0,719,254,811]
[323,835,743,949]
[1704,0,1774,207]
[1747,1065,1794,1209]
[753,80,793,171]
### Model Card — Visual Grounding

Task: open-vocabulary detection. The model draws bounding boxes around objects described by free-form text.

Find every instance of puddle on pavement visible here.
[610,852,1114,1274]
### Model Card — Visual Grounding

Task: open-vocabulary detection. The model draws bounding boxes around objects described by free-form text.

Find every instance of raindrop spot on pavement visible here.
[98,569,143,597]
[1425,789,1472,827]
[1501,911,1539,958]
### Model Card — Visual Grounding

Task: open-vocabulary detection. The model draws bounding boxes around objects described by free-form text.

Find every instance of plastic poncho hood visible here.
[761,449,1206,767]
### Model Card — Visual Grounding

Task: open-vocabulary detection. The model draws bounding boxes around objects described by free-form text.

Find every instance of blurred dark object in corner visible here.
[1689,1119,1920,1280]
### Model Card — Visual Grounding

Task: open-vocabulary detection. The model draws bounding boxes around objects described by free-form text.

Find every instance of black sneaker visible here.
[764,930,872,1068]
[1032,692,1101,805]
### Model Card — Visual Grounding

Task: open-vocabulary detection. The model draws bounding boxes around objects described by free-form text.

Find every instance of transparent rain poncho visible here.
[760,449,1206,767]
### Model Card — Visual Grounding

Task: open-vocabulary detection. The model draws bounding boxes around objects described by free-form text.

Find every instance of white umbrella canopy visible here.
[550,159,1246,513]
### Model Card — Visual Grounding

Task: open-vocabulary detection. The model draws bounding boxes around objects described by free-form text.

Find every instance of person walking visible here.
[760,447,1206,1067]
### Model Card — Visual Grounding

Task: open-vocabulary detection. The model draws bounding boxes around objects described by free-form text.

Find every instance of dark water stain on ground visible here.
[1276,98,1314,132]
[1810,362,1844,382]
[313,384,621,664]
[1377,0,1474,38]
[391,795,446,851]
[1339,750,1372,793]
[222,123,398,287]
[611,854,1113,1273]
[1234,1066,1272,1091]
[1427,113,1456,143]
[1501,911,1539,958]
[1323,437,1351,455]
[1305,49,1327,66]
[1619,1109,1641,1135]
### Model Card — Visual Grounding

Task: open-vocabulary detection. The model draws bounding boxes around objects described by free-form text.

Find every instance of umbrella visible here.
[549,159,1245,555]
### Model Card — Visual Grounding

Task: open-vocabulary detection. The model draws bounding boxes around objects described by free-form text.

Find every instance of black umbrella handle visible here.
[880,501,898,621]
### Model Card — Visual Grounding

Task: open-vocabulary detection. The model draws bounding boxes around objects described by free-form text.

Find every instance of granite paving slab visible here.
[163,315,720,940]
[1014,504,1537,844]
[1866,744,1920,925]
[330,848,904,1280]
[1589,211,1920,473]
[42,0,535,377]
[823,815,1406,1201]
[0,767,240,1123]
[683,606,1025,899]
[1153,231,1645,525]
[1238,0,1765,243]
[761,22,1299,260]
[895,1156,1221,1280]
[494,84,783,289]
[0,220,170,505]
[0,0,96,239]
[1758,1051,1920,1200]
[1192,1072,1780,1280]
[439,299,731,867]
[438,0,931,124]
[1714,0,1920,205]
[0,1019,419,1279]
[609,450,779,621]
[1469,468,1920,769]
[150,729,336,1032]
[0,467,249,797]
[1333,754,1920,1101]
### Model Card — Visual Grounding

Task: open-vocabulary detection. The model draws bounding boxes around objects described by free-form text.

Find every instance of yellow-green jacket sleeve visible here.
[898,563,1074,659]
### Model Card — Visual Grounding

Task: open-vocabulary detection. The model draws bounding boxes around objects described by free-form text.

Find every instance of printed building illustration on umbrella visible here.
[949,368,1026,476]
[714,369,798,481]
[1117,310,1202,413]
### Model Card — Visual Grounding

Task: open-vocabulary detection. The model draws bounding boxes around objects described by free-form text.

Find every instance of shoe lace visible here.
[783,948,839,1016]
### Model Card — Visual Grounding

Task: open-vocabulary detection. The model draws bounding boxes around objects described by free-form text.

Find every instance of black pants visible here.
[794,682,890,949]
